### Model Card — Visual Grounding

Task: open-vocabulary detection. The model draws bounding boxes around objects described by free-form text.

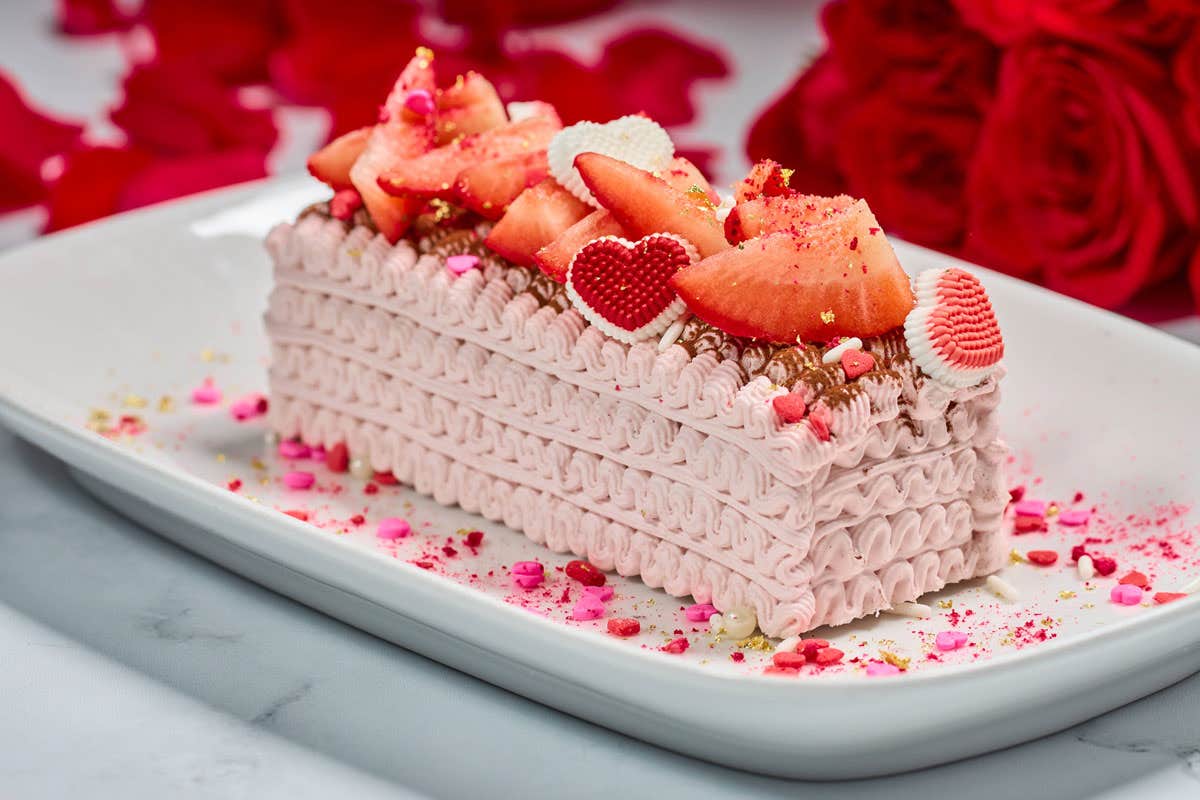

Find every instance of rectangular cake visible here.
[263,49,1009,638]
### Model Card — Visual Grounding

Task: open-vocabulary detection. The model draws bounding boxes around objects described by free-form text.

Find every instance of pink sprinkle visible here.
[309,446,326,462]
[571,597,606,621]
[685,603,718,622]
[446,254,480,275]
[1058,509,1091,526]
[511,560,545,590]
[376,517,412,540]
[583,585,614,602]
[283,471,315,490]
[1110,584,1144,606]
[935,630,969,652]
[191,378,222,405]
[1013,499,1046,518]
[229,392,268,420]
[866,661,901,677]
[278,440,311,459]
[403,89,435,116]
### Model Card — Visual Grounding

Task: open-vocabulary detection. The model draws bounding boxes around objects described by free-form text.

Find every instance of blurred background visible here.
[3,0,1199,335]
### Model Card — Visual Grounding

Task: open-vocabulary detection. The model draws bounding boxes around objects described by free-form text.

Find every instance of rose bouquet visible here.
[749,0,1200,310]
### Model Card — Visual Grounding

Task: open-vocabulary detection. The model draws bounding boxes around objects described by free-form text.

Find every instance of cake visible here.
[263,49,1009,638]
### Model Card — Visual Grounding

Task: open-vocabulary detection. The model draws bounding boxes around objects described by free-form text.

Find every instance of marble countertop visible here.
[2,426,1200,798]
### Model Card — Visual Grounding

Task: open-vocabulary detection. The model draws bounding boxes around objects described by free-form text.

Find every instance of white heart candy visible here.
[547,115,675,206]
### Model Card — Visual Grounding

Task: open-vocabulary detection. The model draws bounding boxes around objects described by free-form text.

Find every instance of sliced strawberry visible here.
[533,209,626,281]
[484,178,590,266]
[574,152,729,258]
[533,157,718,282]
[734,159,795,203]
[307,126,370,190]
[671,201,915,342]
[378,112,561,200]
[725,193,856,244]
[435,71,506,145]
[349,52,437,242]
[452,148,548,220]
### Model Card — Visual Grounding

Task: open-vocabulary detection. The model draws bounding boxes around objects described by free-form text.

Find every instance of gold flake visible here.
[122,393,147,409]
[1083,602,1095,609]
[157,395,175,413]
[216,453,226,463]
[415,45,435,66]
[1059,590,1077,600]
[1010,549,1026,564]
[880,650,910,671]
[937,599,953,609]
[779,168,795,187]
[251,458,267,471]
[200,348,215,363]
[820,309,835,325]
[736,635,773,652]
[346,248,363,259]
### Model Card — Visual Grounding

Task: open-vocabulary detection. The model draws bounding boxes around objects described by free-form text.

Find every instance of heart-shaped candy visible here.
[566,233,696,344]
[904,267,1004,388]
[548,115,674,206]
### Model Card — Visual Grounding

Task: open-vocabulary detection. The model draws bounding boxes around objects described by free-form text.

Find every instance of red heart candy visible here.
[566,233,695,343]
[905,267,1004,387]
[840,348,875,379]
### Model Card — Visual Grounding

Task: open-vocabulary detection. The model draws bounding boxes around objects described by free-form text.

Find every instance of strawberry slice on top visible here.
[307,126,370,190]
[452,148,549,220]
[435,71,506,145]
[484,178,590,267]
[348,49,437,243]
[725,193,856,244]
[671,199,915,343]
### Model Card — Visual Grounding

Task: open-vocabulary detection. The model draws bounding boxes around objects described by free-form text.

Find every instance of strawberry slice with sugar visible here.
[452,149,548,220]
[734,158,794,202]
[435,71,506,145]
[725,193,856,244]
[378,111,561,199]
[484,178,590,266]
[671,200,915,342]
[307,126,370,190]
[574,152,729,258]
[348,51,437,242]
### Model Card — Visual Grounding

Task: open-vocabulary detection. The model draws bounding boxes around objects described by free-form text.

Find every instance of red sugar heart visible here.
[840,348,875,379]
[904,267,1004,387]
[566,233,695,343]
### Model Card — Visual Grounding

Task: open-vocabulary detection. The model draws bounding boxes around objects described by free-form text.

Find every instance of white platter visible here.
[2,176,1199,780]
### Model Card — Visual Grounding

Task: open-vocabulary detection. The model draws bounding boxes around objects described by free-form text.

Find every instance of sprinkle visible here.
[191,378,222,405]
[374,471,399,486]
[776,635,803,654]
[1078,555,1096,580]
[511,560,545,590]
[349,458,373,480]
[840,349,876,379]
[935,630,969,651]
[584,585,614,602]
[464,530,484,547]
[986,574,1020,601]
[1118,571,1149,588]
[565,559,606,586]
[446,254,480,275]
[1013,499,1047,518]
[230,393,268,421]
[227,479,242,492]
[571,597,605,621]
[283,471,315,490]
[797,639,830,660]
[707,613,724,634]
[325,442,349,473]
[880,650,910,670]
[122,393,147,409]
[1057,508,1091,526]
[278,440,311,459]
[866,661,901,677]
[1093,556,1118,576]
[772,651,807,669]
[376,517,412,540]
[607,618,640,637]
[282,509,309,521]
[403,89,435,116]
[888,601,932,619]
[772,393,807,424]
[1182,576,1200,594]
[1059,590,1077,600]
[684,602,718,622]
[1154,592,1187,605]
[661,637,690,654]
[821,337,863,364]
[657,316,689,353]
[1110,584,1143,606]
[729,651,745,663]
[1026,550,1059,566]
[814,646,843,666]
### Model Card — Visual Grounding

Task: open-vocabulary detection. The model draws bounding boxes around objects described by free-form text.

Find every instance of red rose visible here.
[1178,24,1200,146]
[0,72,83,213]
[56,0,131,36]
[143,0,286,85]
[965,44,1199,307]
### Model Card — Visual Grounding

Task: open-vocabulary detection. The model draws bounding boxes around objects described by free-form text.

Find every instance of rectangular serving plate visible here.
[2,176,1198,780]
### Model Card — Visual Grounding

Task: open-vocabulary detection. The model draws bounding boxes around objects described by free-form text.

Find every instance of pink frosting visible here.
[262,216,1010,636]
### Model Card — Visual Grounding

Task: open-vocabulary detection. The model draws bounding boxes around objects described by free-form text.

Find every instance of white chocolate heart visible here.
[548,115,675,206]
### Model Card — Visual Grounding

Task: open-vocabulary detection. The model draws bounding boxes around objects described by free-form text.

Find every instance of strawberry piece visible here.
[607,618,641,637]
[1026,550,1059,566]
[533,158,717,282]
[307,126,370,190]
[378,112,561,199]
[772,651,807,669]
[671,202,915,343]
[349,52,437,242]
[574,152,729,258]
[724,193,856,244]
[434,71,506,145]
[734,158,795,203]
[325,442,349,473]
[452,148,548,220]
[565,559,606,586]
[485,178,590,266]
[772,393,807,424]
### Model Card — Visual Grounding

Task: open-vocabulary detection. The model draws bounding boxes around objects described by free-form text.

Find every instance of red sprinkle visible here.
[607,618,641,637]
[1154,592,1187,605]
[414,560,434,570]
[1070,544,1089,562]
[814,646,844,666]
[442,545,458,558]
[764,665,799,677]
[325,442,349,473]
[772,393,807,424]
[565,559,606,587]
[350,514,365,526]
[798,638,830,660]
[283,509,309,521]
[730,651,745,663]
[1027,550,1059,566]
[1009,485,1026,503]
[465,530,484,547]
[661,637,690,654]
[364,483,379,495]
[1093,556,1118,576]
[1118,571,1149,588]
[1014,515,1047,534]
[374,471,399,485]
[227,479,242,492]
[772,651,807,669]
